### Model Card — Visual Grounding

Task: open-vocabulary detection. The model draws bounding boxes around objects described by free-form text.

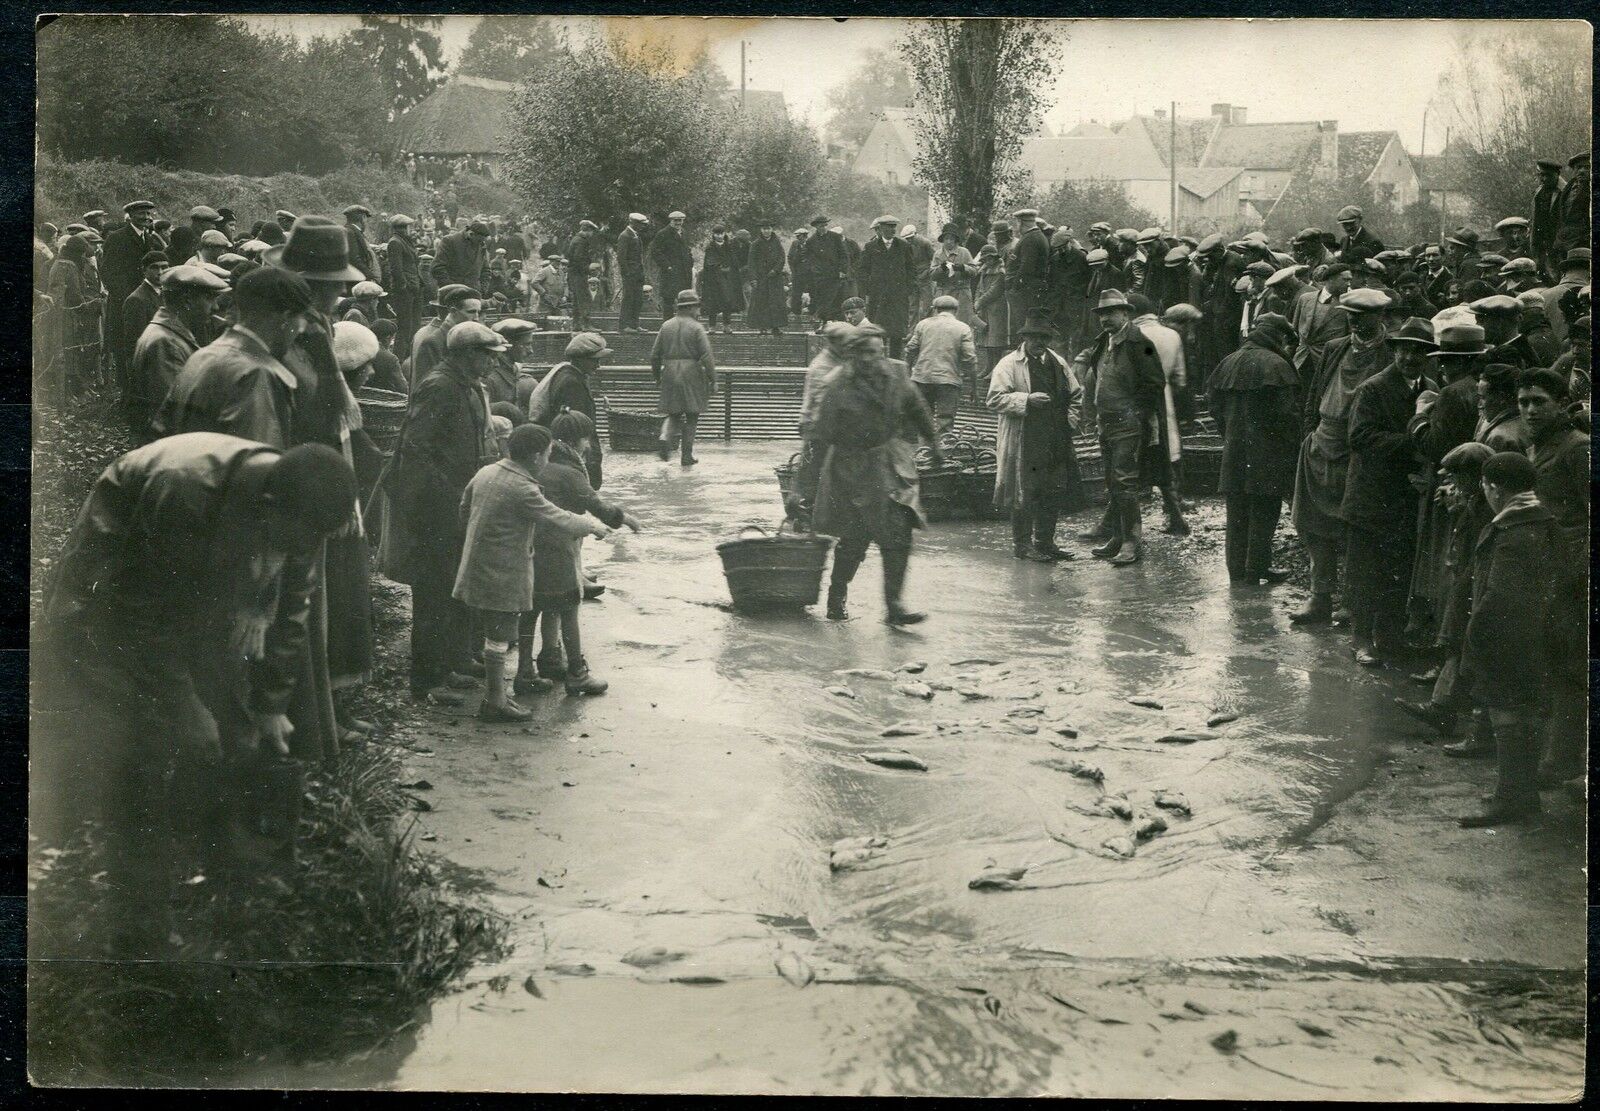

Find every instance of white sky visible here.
[241,16,1585,157]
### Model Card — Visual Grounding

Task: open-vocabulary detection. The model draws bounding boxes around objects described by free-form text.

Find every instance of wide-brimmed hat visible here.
[1093,289,1131,312]
[1560,247,1591,271]
[1015,315,1054,338]
[1444,227,1480,250]
[1428,322,1490,357]
[1390,317,1437,347]
[1568,152,1590,168]
[265,215,366,282]
[446,321,508,352]
[675,289,701,307]
[563,331,612,359]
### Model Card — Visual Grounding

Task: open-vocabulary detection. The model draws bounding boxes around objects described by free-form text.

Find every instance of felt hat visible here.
[1567,152,1590,168]
[1092,289,1131,312]
[1252,312,1297,346]
[351,280,385,298]
[1335,205,1363,223]
[189,205,221,222]
[122,199,156,214]
[1338,288,1391,313]
[675,289,701,307]
[446,321,508,352]
[1389,317,1438,347]
[1428,322,1490,356]
[562,331,611,359]
[1560,248,1591,270]
[332,320,380,373]
[1015,315,1054,338]
[159,263,229,292]
[265,215,366,282]
[1444,227,1480,249]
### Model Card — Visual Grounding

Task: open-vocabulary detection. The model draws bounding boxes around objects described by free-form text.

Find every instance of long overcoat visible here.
[986,345,1081,510]
[1206,331,1300,499]
[651,314,716,414]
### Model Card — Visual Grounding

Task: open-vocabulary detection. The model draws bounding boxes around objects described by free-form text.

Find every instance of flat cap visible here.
[275,209,297,221]
[342,204,372,219]
[332,320,380,374]
[1163,245,1191,265]
[1360,257,1386,274]
[140,250,169,267]
[446,320,509,352]
[1114,228,1139,242]
[1137,227,1161,243]
[1292,226,1325,244]
[189,205,221,221]
[1264,264,1305,288]
[199,229,231,248]
[217,252,247,268]
[492,318,539,341]
[122,199,156,214]
[562,331,611,359]
[1196,233,1224,253]
[991,219,1011,232]
[79,229,103,244]
[1244,260,1276,278]
[389,213,414,227]
[628,212,647,223]
[932,294,959,310]
[1089,221,1113,233]
[1468,294,1521,316]
[675,289,701,307]
[578,219,598,231]
[82,209,107,220]
[237,239,270,255]
[1441,441,1495,473]
[1085,248,1109,264]
[1494,216,1529,232]
[1012,207,1039,219]
[899,224,917,237]
[1337,288,1391,313]
[351,280,385,298]
[1535,158,1563,171]
[1335,205,1363,222]
[1429,321,1489,354]
[160,263,229,292]
[873,214,899,226]
[1568,152,1589,167]
[669,210,687,220]
[434,283,481,307]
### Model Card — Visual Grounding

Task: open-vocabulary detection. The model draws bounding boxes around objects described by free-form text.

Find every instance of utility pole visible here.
[1439,126,1451,239]
[740,41,746,109]
[1169,100,1178,234]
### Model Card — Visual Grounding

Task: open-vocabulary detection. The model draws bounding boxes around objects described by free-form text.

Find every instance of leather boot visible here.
[882,549,926,625]
[825,583,849,621]
[1079,501,1116,544]
[1109,496,1143,565]
[1160,487,1191,536]
[1289,593,1333,625]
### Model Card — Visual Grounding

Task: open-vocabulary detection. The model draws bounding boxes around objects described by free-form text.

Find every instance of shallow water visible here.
[253,443,1585,1098]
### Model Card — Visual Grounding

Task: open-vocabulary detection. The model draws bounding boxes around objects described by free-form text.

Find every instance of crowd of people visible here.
[29,144,1591,954]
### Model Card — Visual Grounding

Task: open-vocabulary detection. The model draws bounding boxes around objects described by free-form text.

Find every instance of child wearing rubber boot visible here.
[454,424,610,722]
[530,410,641,695]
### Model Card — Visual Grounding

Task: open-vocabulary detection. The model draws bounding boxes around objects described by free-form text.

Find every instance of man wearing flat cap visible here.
[102,200,162,395]
[1006,208,1051,330]
[1288,287,1393,625]
[526,332,611,489]
[1551,152,1590,262]
[165,205,221,275]
[433,219,491,294]
[1048,224,1092,356]
[802,216,849,331]
[119,251,167,386]
[787,226,812,323]
[1493,216,1532,264]
[1530,159,1565,279]
[385,213,422,359]
[645,210,694,317]
[1335,205,1384,265]
[128,264,228,439]
[616,214,649,333]
[859,215,916,358]
[341,204,378,283]
[483,318,537,408]
[275,209,297,235]
[565,219,601,331]
[409,283,483,390]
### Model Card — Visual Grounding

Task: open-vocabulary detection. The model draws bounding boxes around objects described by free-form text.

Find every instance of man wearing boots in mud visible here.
[790,323,941,625]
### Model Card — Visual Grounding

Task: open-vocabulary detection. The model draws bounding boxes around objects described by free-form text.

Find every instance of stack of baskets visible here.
[608,409,663,452]
[356,386,408,455]
[717,523,836,612]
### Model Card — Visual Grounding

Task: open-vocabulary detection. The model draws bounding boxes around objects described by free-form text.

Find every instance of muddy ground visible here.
[252,443,1585,1099]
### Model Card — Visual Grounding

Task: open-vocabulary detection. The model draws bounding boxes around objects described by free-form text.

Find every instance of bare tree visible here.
[898,18,1060,230]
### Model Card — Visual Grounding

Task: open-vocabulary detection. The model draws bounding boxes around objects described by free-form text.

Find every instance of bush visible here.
[446,171,526,221]
[816,164,929,241]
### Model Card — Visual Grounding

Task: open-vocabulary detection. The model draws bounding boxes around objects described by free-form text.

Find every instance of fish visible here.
[775,950,815,988]
[894,680,935,700]
[836,668,896,681]
[1053,724,1080,738]
[671,975,726,985]
[956,688,992,701]
[1050,739,1100,753]
[968,865,1028,890]
[1006,706,1044,718]
[1153,791,1192,815]
[1211,1029,1239,1054]
[952,657,1003,667]
[927,680,955,691]
[1127,696,1165,709]
[1048,758,1105,784]
[898,661,928,674]
[548,961,596,977]
[1095,793,1134,819]
[1156,731,1217,744]
[622,946,686,969]
[1101,834,1137,858]
[1008,722,1040,735]
[824,685,856,699]
[1206,712,1240,728]
[1296,1020,1335,1039]
[861,750,928,771]
[1133,811,1168,841]
[880,722,926,738]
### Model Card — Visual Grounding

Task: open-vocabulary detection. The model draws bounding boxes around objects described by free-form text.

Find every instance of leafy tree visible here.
[350,16,447,120]
[898,19,1060,231]
[1399,197,1445,246]
[822,46,913,149]
[1264,175,1394,246]
[1435,22,1591,224]
[1034,178,1158,238]
[502,38,738,232]
[456,15,566,83]
[813,164,929,242]
[726,111,827,232]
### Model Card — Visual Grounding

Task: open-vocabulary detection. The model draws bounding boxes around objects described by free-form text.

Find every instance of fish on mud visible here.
[952,657,1003,667]
[956,688,992,701]
[1041,757,1105,784]
[1153,791,1192,815]
[622,946,687,969]
[1101,834,1137,858]
[1007,706,1044,718]
[927,679,955,691]
[894,680,935,700]
[1095,793,1134,819]
[1206,712,1240,728]
[829,834,888,871]
[775,950,815,988]
[1133,811,1168,841]
[1155,731,1217,744]
[1126,696,1165,710]
[825,685,857,699]
[861,749,928,771]
[880,722,926,738]
[836,668,896,681]
[898,661,928,674]
[968,865,1028,890]
[1052,723,1080,738]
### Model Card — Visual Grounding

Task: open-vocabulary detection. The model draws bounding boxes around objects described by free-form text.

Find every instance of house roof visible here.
[1065,121,1115,137]
[393,76,515,156]
[1338,130,1400,182]
[1120,115,1219,169]
[1019,134,1169,183]
[1201,121,1321,170]
[1178,166,1243,200]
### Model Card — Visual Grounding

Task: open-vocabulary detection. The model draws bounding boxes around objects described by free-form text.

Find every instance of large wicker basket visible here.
[357,386,408,455]
[608,408,662,452]
[717,523,836,612]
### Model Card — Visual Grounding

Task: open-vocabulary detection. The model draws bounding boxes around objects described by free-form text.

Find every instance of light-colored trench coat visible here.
[986,345,1081,509]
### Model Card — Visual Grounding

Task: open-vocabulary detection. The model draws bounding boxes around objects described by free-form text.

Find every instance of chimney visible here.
[1154,107,1168,120]
[1230,106,1247,125]
[1318,120,1339,176]
[1210,102,1232,120]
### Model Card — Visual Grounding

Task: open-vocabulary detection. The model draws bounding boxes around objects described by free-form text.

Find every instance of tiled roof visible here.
[1065,121,1115,137]
[1339,130,1398,182]
[1020,134,1169,183]
[1202,121,1321,170]
[394,77,514,156]
[1121,115,1219,168]
[1178,167,1243,199]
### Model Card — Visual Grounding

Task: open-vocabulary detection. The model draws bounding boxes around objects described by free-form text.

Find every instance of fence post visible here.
[724,370,734,442]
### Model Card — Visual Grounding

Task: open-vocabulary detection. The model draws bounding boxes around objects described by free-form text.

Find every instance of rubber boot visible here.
[1091,496,1125,559]
[826,583,849,621]
[1289,593,1334,625]
[1160,486,1191,536]
[882,548,926,625]
[478,648,532,722]
[1109,495,1143,565]
[1080,500,1116,544]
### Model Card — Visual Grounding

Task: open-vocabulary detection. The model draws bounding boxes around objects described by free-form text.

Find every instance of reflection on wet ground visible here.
[255,444,1585,1098]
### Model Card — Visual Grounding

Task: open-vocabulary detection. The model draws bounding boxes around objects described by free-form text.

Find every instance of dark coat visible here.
[617,226,645,282]
[130,308,201,436]
[1408,371,1479,462]
[346,224,378,282]
[804,230,849,284]
[645,226,694,299]
[1531,181,1563,260]
[1337,225,1385,264]
[392,360,491,577]
[523,361,603,488]
[1462,502,1563,708]
[385,233,422,301]
[1552,171,1591,257]
[745,233,788,330]
[432,230,486,290]
[101,223,159,314]
[1207,331,1301,499]
[1009,225,1051,320]
[787,236,811,287]
[1079,321,1167,433]
[858,235,916,335]
[532,441,626,600]
[1340,364,1432,530]
[154,324,298,448]
[699,238,745,315]
[120,281,161,372]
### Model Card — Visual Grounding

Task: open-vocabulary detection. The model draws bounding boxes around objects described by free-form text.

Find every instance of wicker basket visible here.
[357,386,408,455]
[717,523,836,612]
[608,408,662,452]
